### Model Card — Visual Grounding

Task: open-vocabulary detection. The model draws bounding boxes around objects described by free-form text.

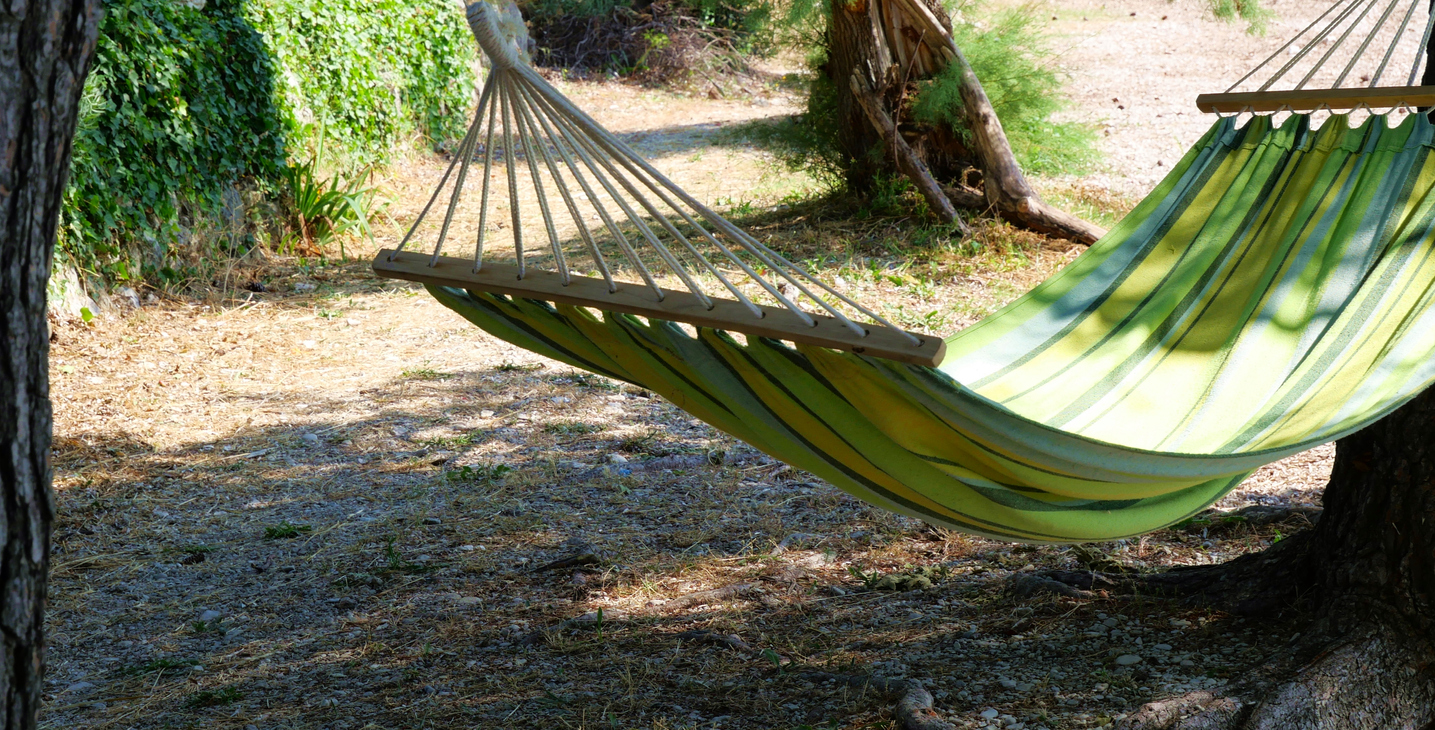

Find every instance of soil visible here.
[41,1,1358,728]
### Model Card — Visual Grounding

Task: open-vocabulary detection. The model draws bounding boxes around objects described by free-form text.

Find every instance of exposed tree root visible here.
[1120,623,1435,730]
[803,672,956,730]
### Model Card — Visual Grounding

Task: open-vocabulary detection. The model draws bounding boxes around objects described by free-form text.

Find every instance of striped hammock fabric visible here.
[429,112,1435,542]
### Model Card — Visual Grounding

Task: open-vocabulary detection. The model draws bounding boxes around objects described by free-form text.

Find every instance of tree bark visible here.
[0,1,100,727]
[822,0,1105,244]
[1047,386,1435,729]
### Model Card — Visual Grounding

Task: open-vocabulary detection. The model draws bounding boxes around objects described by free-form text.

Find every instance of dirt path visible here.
[45,5,1335,729]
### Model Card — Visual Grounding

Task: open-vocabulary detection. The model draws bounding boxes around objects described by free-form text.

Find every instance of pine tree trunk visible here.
[0,2,100,727]
[1104,388,1435,729]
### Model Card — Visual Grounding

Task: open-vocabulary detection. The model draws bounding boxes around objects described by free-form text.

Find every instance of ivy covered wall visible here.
[60,0,478,285]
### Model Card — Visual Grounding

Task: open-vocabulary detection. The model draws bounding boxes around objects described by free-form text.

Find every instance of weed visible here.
[185,686,244,708]
[445,462,513,484]
[263,521,312,540]
[1210,0,1271,34]
[544,421,607,436]
[416,432,479,448]
[378,535,442,575]
[402,367,452,380]
[121,658,197,676]
[496,362,545,373]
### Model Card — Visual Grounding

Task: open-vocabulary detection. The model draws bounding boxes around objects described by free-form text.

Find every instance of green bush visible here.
[61,0,477,286]
[909,0,1096,176]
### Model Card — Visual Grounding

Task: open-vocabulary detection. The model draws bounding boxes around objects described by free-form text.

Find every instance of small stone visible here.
[1102,618,1119,627]
[481,409,496,418]
[198,610,221,623]
[455,596,482,606]
[118,640,133,648]
[608,453,628,464]
[982,709,1000,720]
[89,702,106,712]
[225,627,243,638]
[1154,643,1172,651]
[302,433,320,446]
[1114,654,1143,666]
[246,725,259,730]
[422,517,442,525]
[999,679,1018,689]
[66,681,95,693]
[1180,659,1196,667]
[458,545,476,551]
[294,282,316,292]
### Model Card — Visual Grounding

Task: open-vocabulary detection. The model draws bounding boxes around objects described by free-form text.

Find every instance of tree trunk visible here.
[0,1,100,727]
[822,0,1105,244]
[1051,386,1435,729]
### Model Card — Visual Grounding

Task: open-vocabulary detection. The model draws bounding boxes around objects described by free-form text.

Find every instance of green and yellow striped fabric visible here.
[428,112,1435,542]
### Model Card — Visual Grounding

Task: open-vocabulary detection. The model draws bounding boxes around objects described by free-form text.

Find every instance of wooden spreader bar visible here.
[373,250,948,367]
[1196,85,1435,114]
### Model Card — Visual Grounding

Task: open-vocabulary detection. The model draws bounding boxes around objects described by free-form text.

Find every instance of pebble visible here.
[1115,654,1143,666]
[480,409,495,418]
[1154,643,1172,651]
[455,596,482,606]
[66,681,95,693]
[608,453,628,464]
[981,709,1000,719]
[301,433,319,446]
[422,517,442,525]
[1180,659,1196,667]
[198,610,221,622]
[294,282,316,292]
[999,679,1018,689]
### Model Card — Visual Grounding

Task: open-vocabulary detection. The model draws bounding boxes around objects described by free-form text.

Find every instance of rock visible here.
[198,610,221,623]
[65,681,96,693]
[1114,654,1143,666]
[458,544,476,551]
[608,453,628,464]
[481,410,495,418]
[981,708,1000,719]
[1154,643,1172,651]
[999,678,1017,689]
[115,287,141,309]
[1180,659,1196,667]
[301,433,320,446]
[294,282,317,292]
[422,517,442,525]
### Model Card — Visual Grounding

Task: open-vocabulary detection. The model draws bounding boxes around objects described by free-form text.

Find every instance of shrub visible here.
[908,0,1097,176]
[60,0,477,287]
[523,0,772,82]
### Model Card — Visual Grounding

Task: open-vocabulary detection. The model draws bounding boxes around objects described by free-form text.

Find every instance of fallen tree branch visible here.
[803,672,956,730]
[850,73,967,232]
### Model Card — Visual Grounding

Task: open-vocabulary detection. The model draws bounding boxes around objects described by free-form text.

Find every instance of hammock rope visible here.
[381,2,940,364]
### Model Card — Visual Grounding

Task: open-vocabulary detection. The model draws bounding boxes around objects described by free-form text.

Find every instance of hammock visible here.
[375,1,1435,542]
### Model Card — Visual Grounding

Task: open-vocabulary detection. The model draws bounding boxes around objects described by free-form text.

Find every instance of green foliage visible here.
[1210,0,1271,35]
[279,129,384,258]
[909,0,1096,175]
[185,686,245,708]
[263,521,312,539]
[61,0,475,286]
[62,0,288,283]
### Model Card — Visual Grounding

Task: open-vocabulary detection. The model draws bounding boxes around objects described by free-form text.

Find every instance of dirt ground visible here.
[43,1,1352,728]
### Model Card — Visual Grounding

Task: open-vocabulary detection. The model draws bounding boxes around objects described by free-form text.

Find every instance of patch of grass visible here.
[445,462,513,484]
[121,658,197,676]
[416,432,480,448]
[1210,0,1271,35]
[496,362,545,373]
[377,535,443,575]
[263,521,312,540]
[185,686,244,708]
[401,367,452,380]
[544,421,607,436]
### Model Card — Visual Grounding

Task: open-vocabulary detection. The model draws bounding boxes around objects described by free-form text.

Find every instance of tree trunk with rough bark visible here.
[0,1,100,727]
[1049,386,1435,729]
[821,0,1105,244]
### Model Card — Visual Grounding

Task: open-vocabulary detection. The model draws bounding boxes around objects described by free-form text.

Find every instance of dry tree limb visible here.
[849,73,967,232]
[675,629,755,653]
[804,672,956,730]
